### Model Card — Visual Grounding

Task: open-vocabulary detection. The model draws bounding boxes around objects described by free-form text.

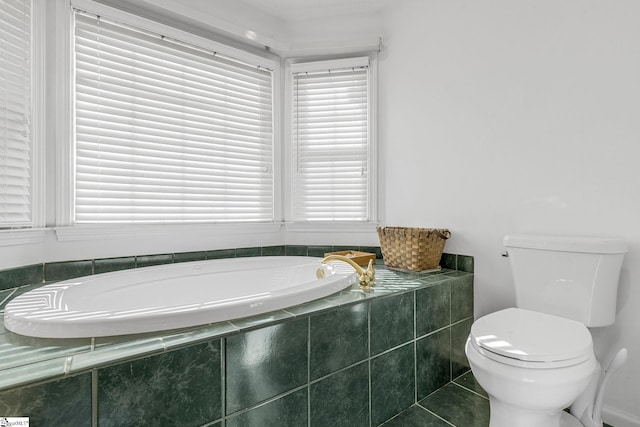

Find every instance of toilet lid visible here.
[470,308,593,365]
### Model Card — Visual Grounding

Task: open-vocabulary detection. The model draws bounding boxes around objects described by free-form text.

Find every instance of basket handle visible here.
[433,229,451,240]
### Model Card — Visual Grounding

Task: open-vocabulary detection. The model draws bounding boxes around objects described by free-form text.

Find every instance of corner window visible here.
[73,11,274,224]
[0,0,32,227]
[289,57,375,222]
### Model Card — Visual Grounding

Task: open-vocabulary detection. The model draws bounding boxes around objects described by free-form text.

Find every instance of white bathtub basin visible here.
[4,256,356,338]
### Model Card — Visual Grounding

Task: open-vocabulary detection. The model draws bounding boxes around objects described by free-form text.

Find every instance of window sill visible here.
[54,223,284,242]
[0,229,46,246]
[283,221,379,234]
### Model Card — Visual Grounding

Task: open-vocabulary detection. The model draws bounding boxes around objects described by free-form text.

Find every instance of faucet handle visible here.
[360,259,376,290]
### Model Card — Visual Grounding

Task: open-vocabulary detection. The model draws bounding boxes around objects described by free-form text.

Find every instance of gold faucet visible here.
[318,255,376,290]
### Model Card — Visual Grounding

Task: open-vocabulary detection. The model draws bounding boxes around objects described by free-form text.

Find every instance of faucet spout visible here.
[320,255,375,290]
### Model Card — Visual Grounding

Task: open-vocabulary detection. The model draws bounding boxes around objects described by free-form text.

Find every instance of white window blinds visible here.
[0,0,32,227]
[74,12,274,224]
[292,62,370,221]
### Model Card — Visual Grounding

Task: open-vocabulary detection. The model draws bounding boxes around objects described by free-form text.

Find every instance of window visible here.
[0,0,32,227]
[73,11,274,224]
[290,57,374,222]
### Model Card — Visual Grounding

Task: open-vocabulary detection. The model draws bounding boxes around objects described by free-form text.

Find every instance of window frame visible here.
[0,0,43,229]
[48,0,380,245]
[57,0,282,237]
[0,0,46,246]
[283,55,378,229]
[72,12,276,225]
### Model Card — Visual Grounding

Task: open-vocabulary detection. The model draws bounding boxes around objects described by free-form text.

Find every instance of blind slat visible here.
[0,0,32,227]
[292,65,369,221]
[74,12,274,224]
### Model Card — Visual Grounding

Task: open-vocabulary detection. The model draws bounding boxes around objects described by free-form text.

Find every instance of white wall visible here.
[379,0,640,424]
[100,0,289,52]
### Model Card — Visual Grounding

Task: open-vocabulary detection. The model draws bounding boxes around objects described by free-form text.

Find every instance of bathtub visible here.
[4,256,356,339]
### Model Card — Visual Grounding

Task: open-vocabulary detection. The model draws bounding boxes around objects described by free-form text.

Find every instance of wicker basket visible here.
[377,227,451,272]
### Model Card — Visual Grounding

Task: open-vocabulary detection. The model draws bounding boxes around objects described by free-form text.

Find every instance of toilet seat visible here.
[469,308,593,369]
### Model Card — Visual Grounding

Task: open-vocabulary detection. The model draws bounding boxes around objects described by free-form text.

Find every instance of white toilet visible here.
[465,235,627,427]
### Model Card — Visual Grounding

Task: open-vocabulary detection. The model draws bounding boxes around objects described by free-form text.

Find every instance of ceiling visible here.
[237,0,392,21]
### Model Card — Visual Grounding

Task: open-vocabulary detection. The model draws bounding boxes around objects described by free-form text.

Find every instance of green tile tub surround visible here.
[307,245,335,257]
[310,361,370,427]
[44,259,93,282]
[310,301,369,380]
[416,327,451,400]
[135,253,174,268]
[0,245,467,294]
[235,246,262,258]
[0,332,91,375]
[261,245,286,256]
[284,245,308,256]
[98,339,222,426]
[0,283,42,313]
[206,248,237,259]
[440,253,457,270]
[0,372,92,426]
[371,342,416,426]
[0,289,13,310]
[173,251,207,263]
[0,252,474,427]
[451,318,473,379]
[416,281,451,336]
[451,274,474,322]
[457,255,474,273]
[226,317,308,414]
[0,264,43,291]
[94,256,136,274]
[439,253,475,273]
[370,292,414,355]
[226,388,307,427]
[0,247,470,294]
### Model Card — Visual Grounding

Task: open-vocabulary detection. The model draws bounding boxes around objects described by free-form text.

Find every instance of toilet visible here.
[465,235,627,427]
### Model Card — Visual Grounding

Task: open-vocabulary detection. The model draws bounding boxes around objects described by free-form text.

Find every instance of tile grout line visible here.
[220,338,226,427]
[413,289,418,405]
[91,369,98,427]
[307,316,311,427]
[224,384,309,420]
[416,401,457,427]
[451,380,489,401]
[368,301,372,427]
[449,279,453,382]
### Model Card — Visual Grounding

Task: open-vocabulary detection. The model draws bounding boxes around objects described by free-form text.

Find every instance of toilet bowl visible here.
[467,235,627,427]
[465,308,597,427]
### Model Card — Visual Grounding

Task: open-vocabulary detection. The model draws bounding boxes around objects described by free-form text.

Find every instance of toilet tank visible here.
[504,235,627,327]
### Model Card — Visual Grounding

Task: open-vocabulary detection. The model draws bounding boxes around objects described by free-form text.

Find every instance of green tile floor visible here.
[382,371,489,427]
[383,371,614,427]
